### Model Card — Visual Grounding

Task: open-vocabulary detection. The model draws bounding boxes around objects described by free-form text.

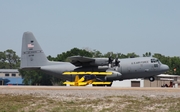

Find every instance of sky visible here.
[0,1,180,57]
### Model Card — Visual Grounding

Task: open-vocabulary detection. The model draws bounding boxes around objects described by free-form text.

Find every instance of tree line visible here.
[0,48,180,85]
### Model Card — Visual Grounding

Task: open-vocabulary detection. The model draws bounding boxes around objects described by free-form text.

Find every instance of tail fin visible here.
[20,32,48,69]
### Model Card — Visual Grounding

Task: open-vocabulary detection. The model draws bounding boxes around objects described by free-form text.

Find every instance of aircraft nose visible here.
[161,64,169,72]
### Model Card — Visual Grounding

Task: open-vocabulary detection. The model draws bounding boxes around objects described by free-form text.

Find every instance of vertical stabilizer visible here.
[20,32,48,68]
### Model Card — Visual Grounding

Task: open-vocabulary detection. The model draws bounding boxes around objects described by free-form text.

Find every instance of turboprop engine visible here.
[105,70,122,81]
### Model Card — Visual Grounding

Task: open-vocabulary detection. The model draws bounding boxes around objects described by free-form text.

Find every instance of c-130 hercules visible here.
[20,32,169,86]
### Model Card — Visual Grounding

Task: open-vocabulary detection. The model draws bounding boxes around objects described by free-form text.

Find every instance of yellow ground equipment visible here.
[63,72,112,86]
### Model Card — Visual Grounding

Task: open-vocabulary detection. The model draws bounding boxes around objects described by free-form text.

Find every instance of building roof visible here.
[0,69,18,73]
[157,74,180,78]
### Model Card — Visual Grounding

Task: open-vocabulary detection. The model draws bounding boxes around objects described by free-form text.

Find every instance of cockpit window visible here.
[158,60,162,64]
[151,59,157,63]
[151,59,162,65]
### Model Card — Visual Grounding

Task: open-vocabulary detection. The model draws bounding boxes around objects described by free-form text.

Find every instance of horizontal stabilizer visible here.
[63,72,112,75]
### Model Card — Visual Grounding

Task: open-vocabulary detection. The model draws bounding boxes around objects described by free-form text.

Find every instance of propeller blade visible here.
[115,53,120,66]
[108,52,113,64]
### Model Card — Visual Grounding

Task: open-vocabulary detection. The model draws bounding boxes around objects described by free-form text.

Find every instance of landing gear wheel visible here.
[149,76,155,82]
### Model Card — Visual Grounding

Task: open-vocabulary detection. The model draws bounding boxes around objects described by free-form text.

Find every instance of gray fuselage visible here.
[39,57,169,81]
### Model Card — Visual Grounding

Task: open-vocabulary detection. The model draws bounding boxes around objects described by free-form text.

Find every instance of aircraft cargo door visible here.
[131,81,140,87]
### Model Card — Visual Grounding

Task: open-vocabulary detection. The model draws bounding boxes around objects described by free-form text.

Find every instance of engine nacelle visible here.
[105,70,122,81]
[90,58,108,66]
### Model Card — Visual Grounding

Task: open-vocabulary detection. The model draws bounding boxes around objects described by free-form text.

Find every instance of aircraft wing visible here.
[68,56,95,66]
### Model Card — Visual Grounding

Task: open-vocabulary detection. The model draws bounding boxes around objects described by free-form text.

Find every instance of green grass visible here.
[0,94,180,112]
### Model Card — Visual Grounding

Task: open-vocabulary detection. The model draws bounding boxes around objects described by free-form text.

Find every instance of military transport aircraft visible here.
[20,31,169,86]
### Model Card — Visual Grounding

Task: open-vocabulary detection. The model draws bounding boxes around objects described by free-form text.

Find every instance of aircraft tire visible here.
[149,76,155,82]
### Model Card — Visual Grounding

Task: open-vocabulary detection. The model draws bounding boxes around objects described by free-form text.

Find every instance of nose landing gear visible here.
[149,76,155,82]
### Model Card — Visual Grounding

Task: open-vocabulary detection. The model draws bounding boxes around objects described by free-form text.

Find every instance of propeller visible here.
[107,53,120,68]
[115,54,120,67]
[108,53,113,68]
[108,57,113,64]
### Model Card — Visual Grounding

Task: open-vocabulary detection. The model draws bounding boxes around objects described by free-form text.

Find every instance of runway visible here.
[0,85,180,91]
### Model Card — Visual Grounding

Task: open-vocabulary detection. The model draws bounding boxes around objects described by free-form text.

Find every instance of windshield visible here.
[157,60,162,65]
[151,58,162,65]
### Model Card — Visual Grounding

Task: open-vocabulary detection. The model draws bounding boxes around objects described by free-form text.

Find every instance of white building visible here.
[111,74,180,87]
